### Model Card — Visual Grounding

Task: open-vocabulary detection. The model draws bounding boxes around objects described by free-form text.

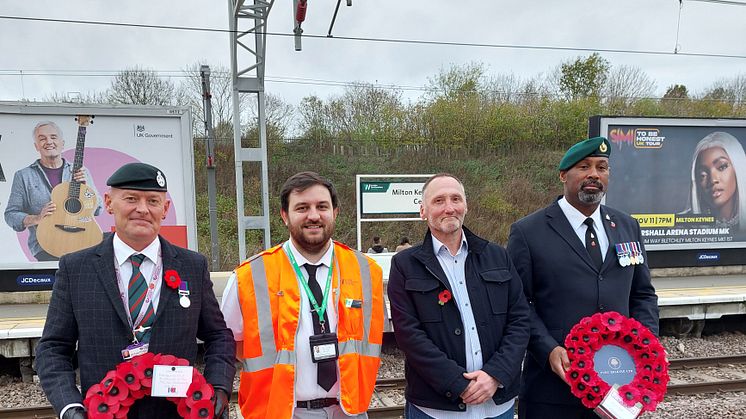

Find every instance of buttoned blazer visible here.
[36,233,236,418]
[507,200,659,407]
[387,227,530,412]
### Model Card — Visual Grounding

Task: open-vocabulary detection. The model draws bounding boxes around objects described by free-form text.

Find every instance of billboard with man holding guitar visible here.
[0,102,196,291]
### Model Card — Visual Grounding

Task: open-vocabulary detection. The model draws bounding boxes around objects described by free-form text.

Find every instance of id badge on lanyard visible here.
[309,332,339,363]
[283,241,339,362]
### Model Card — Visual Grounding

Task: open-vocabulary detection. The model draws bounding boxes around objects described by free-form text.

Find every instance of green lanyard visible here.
[283,241,334,331]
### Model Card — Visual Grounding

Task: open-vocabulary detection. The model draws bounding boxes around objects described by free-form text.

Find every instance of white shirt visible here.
[221,239,340,402]
[415,232,514,419]
[113,234,163,318]
[558,197,609,261]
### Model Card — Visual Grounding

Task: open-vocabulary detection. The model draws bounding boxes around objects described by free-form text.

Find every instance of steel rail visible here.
[668,354,746,369]
[668,378,746,395]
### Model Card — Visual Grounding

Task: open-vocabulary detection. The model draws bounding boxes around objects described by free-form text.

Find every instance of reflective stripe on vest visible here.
[248,256,277,370]
[338,339,381,357]
[354,251,374,346]
[243,349,297,372]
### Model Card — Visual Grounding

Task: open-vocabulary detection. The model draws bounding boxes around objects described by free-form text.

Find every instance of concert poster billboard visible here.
[590,116,746,266]
[0,102,196,291]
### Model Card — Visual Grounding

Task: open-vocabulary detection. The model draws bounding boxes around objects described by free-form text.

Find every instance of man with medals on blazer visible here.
[36,162,235,419]
[507,137,659,419]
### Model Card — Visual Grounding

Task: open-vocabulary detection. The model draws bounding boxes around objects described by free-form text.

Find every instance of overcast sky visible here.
[1,0,745,107]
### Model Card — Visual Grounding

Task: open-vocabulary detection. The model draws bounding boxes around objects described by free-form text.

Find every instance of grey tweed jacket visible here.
[36,234,236,418]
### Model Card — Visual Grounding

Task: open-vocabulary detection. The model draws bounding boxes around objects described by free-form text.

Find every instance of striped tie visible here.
[128,254,154,342]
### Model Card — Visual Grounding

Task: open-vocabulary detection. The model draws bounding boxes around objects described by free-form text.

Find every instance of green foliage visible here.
[559,53,610,100]
[182,61,746,269]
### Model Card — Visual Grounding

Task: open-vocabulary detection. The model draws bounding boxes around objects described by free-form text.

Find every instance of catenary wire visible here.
[0,14,745,60]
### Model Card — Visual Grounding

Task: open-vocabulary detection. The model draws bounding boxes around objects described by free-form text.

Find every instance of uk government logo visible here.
[133,124,175,140]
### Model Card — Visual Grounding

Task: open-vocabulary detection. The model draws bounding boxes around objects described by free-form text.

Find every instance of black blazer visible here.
[36,234,236,418]
[507,200,659,407]
[387,227,530,412]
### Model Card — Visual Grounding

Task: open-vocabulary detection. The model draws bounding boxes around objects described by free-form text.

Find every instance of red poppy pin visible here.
[164,270,181,289]
[438,289,452,305]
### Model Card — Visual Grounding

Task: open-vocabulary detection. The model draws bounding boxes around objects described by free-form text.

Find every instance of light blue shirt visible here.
[415,231,514,418]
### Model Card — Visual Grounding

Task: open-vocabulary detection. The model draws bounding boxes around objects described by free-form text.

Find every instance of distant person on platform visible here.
[367,236,388,253]
[4,121,101,261]
[35,162,236,419]
[395,236,412,253]
[507,137,659,419]
[221,171,385,418]
[388,173,530,419]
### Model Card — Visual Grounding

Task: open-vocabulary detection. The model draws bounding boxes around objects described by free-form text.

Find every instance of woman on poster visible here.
[687,131,746,231]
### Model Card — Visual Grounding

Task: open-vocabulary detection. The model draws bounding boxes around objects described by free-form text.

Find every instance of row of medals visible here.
[616,242,644,267]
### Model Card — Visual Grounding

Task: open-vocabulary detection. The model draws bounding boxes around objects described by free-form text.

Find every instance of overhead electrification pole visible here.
[228,0,274,260]
[200,65,220,270]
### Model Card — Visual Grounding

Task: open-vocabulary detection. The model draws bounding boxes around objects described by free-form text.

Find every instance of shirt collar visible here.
[431,230,468,257]
[558,196,603,231]
[285,238,334,268]
[113,234,161,266]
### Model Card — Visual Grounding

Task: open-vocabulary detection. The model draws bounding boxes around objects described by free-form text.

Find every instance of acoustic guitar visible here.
[37,115,103,257]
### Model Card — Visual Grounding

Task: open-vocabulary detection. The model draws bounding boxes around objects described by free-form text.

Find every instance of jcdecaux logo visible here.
[17,274,54,286]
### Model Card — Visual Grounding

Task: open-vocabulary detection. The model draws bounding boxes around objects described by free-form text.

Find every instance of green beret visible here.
[558,136,611,171]
[107,162,167,191]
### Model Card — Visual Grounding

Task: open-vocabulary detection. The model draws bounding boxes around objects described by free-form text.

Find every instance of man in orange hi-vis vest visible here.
[221,171,385,419]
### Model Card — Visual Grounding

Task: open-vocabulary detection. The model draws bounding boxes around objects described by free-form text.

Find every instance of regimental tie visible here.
[584,218,603,270]
[304,263,336,392]
[128,254,155,343]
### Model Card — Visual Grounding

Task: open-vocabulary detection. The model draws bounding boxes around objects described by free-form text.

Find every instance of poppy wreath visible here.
[564,311,669,413]
[83,353,215,419]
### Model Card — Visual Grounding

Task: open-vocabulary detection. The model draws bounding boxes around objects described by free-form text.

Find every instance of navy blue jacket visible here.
[388,227,530,411]
[507,201,659,407]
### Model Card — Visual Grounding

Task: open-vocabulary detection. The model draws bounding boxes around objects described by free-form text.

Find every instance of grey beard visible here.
[579,190,604,204]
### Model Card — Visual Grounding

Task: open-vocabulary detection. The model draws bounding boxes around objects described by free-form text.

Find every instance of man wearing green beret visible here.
[36,162,236,419]
[507,137,659,418]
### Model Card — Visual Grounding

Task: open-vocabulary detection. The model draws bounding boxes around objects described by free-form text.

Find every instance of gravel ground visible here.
[660,331,746,359]
[650,391,746,418]
[2,332,746,417]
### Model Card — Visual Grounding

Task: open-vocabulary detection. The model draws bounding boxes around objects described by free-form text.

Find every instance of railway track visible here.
[3,355,746,419]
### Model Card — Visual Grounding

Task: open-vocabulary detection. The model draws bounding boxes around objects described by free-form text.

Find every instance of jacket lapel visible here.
[600,206,620,273]
[94,235,132,330]
[546,200,599,272]
[152,236,180,327]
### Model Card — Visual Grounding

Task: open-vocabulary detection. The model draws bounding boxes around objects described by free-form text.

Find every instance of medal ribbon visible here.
[283,241,334,325]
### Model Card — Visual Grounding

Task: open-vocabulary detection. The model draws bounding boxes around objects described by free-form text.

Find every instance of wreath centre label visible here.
[593,344,636,386]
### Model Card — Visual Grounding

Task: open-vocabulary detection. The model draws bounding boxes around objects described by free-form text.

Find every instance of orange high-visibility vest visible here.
[235,241,384,419]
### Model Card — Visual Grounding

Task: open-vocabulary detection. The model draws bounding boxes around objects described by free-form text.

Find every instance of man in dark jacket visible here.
[36,163,235,419]
[388,173,530,418]
[507,137,659,418]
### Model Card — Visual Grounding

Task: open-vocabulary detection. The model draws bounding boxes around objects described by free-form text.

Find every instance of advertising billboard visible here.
[0,102,195,291]
[590,116,746,266]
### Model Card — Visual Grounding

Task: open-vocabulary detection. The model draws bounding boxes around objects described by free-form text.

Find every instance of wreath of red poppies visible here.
[83,353,215,419]
[564,311,669,413]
